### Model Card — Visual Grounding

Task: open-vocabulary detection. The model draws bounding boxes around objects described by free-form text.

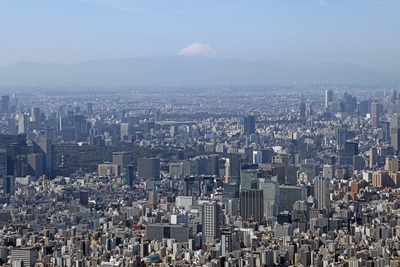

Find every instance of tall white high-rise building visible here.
[313,176,330,212]
[325,89,333,109]
[17,114,28,134]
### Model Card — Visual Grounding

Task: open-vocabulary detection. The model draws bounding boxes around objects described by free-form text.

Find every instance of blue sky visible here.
[0,0,399,69]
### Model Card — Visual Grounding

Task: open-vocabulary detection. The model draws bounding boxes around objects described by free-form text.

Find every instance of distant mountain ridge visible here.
[0,55,397,86]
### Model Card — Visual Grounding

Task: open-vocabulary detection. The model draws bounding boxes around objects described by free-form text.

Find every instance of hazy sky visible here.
[1,0,399,69]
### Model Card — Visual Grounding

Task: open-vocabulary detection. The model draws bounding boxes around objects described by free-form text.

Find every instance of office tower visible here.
[240,168,258,190]
[335,124,347,146]
[143,121,156,136]
[390,115,400,136]
[369,147,378,169]
[97,163,119,176]
[34,138,55,179]
[259,179,279,217]
[192,156,212,175]
[381,121,390,141]
[154,109,160,122]
[182,177,201,197]
[343,92,357,112]
[170,162,184,177]
[148,190,157,209]
[313,176,330,212]
[344,142,359,156]
[72,115,88,141]
[145,224,190,243]
[226,198,239,216]
[7,146,28,178]
[112,151,132,176]
[353,155,365,171]
[358,100,368,117]
[0,134,28,177]
[240,189,264,223]
[299,94,306,119]
[120,123,133,142]
[221,227,241,257]
[1,95,10,114]
[3,175,15,195]
[371,101,382,128]
[72,190,89,206]
[123,165,136,186]
[27,153,44,179]
[391,115,400,129]
[7,118,16,134]
[0,148,7,178]
[209,154,219,176]
[11,247,38,267]
[253,151,262,164]
[87,102,93,116]
[391,128,400,152]
[30,107,40,127]
[253,149,273,164]
[137,158,160,181]
[202,202,221,244]
[225,154,241,183]
[18,114,28,134]
[325,90,333,109]
[391,90,398,104]
[62,128,75,142]
[279,185,307,212]
[322,165,335,180]
[244,115,255,134]
[385,157,399,172]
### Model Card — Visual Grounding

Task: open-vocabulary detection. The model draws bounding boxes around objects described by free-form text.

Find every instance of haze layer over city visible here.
[0,1,400,267]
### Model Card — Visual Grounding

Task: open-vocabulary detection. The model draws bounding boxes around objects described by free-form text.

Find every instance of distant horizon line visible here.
[0,56,391,70]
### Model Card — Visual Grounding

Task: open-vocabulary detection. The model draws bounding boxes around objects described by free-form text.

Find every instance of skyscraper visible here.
[221,227,241,257]
[335,124,347,146]
[112,151,132,176]
[244,115,255,135]
[3,175,15,195]
[299,94,306,119]
[391,128,400,152]
[259,179,279,217]
[120,123,133,142]
[240,189,264,223]
[87,102,93,116]
[30,107,41,129]
[325,90,333,109]
[240,168,258,190]
[34,138,55,179]
[225,154,241,184]
[313,176,330,212]
[123,165,136,186]
[202,202,221,244]
[137,158,160,181]
[1,95,10,114]
[18,114,28,134]
[369,147,378,168]
[371,101,382,128]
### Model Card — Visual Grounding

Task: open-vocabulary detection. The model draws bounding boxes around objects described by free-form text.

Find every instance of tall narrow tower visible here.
[313,176,330,212]
[325,90,333,109]
[244,115,255,135]
[299,93,306,119]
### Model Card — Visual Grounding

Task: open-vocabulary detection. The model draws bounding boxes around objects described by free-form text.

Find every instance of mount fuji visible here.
[177,43,224,58]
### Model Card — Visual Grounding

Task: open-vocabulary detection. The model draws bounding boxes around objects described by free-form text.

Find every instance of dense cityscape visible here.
[0,85,398,266]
